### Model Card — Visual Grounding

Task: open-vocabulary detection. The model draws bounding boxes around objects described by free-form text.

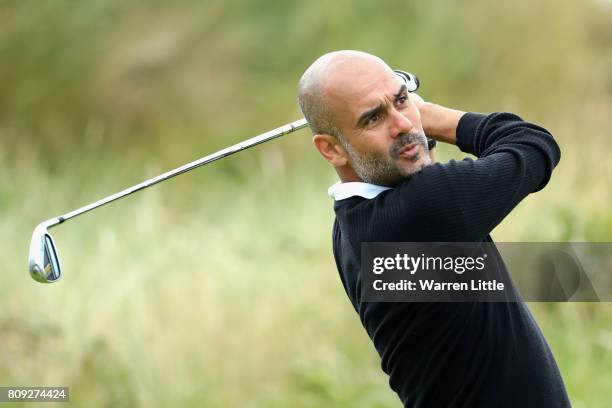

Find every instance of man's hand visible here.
[410,92,426,105]
[413,98,466,145]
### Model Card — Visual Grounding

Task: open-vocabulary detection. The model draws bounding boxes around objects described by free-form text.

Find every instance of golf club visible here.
[28,118,308,283]
[28,70,423,283]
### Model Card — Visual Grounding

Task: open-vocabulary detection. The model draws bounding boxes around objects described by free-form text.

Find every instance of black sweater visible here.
[332,113,570,407]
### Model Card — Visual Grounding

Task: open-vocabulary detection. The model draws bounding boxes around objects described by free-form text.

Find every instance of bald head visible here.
[297,50,392,140]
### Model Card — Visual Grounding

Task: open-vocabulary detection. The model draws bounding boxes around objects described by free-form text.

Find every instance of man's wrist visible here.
[419,102,466,145]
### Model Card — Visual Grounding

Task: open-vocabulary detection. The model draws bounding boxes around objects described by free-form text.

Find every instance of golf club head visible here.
[28,220,62,283]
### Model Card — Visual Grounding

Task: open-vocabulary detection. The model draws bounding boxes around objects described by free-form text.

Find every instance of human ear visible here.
[313,134,349,167]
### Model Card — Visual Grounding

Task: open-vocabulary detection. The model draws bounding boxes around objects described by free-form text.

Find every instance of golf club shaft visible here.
[50,118,309,228]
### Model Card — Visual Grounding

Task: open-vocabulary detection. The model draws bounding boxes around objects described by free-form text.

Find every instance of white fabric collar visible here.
[328,181,392,201]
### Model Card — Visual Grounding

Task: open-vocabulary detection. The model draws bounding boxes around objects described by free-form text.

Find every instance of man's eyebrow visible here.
[356,103,385,128]
[355,84,408,128]
[393,84,407,102]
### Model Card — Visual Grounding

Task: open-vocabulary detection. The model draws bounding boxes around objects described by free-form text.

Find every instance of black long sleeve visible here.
[446,112,560,239]
[331,113,570,407]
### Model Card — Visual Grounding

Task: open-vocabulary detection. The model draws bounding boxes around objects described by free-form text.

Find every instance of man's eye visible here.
[396,95,408,106]
[368,114,380,125]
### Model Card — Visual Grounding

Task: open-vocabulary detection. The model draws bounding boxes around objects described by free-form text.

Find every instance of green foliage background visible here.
[1,0,611,406]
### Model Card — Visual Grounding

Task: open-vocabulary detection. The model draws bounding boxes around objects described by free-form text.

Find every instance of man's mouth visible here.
[398,142,420,158]
[389,132,427,160]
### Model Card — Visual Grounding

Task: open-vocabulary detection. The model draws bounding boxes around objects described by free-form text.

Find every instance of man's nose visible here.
[389,108,414,139]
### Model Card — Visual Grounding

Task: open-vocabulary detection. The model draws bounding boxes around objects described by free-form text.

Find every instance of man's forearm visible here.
[418,102,466,145]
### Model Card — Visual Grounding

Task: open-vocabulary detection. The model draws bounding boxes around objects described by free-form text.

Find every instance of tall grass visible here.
[1,0,611,406]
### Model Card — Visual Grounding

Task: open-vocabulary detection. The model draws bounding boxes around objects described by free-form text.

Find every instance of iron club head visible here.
[28,219,62,283]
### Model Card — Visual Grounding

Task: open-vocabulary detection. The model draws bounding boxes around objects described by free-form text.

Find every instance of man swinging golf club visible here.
[298,50,570,407]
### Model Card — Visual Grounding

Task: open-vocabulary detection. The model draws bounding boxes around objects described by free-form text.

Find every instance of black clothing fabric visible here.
[332,113,571,407]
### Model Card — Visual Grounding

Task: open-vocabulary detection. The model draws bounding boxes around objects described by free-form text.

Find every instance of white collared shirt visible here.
[328,181,392,201]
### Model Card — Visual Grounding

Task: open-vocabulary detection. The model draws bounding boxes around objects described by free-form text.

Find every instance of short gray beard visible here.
[340,131,429,187]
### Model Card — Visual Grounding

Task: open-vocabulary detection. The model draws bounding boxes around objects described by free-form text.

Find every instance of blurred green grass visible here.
[1,0,611,406]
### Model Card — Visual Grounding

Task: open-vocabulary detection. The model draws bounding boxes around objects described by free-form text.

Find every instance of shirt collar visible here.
[328,181,392,201]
